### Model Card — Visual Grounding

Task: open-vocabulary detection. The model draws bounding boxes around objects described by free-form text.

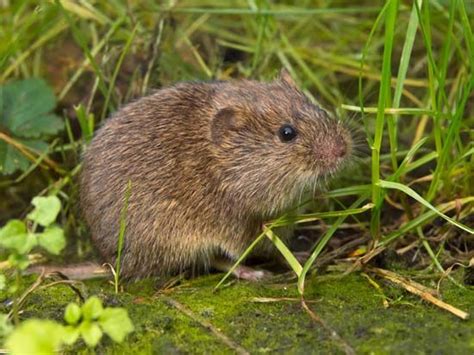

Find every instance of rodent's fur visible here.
[80,71,351,279]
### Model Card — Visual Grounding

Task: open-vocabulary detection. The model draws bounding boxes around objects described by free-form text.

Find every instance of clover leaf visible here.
[37,226,65,255]
[62,325,80,346]
[27,195,61,227]
[64,303,82,325]
[79,321,103,347]
[65,297,134,347]
[0,220,36,254]
[99,308,134,343]
[5,319,65,355]
[82,296,104,321]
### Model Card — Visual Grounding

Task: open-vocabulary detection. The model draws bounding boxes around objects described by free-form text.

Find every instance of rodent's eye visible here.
[278,124,297,142]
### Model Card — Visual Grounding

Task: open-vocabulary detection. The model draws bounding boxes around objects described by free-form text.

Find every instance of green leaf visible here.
[79,321,103,347]
[0,139,48,175]
[378,180,474,234]
[0,78,64,175]
[7,253,31,270]
[264,227,302,277]
[0,220,36,254]
[99,308,134,343]
[64,303,82,325]
[14,113,64,138]
[0,219,25,238]
[0,274,6,290]
[27,195,61,227]
[0,219,26,242]
[62,325,80,345]
[82,296,104,321]
[38,226,66,255]
[5,319,65,355]
[0,78,63,138]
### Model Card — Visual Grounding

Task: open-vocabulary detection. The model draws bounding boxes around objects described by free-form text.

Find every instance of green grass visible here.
[0,0,473,324]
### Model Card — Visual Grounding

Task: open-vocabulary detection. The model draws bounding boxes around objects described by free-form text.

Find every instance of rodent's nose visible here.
[334,138,347,158]
[314,135,348,162]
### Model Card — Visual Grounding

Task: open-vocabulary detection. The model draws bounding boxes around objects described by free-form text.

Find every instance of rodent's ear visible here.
[278,68,297,88]
[211,107,237,145]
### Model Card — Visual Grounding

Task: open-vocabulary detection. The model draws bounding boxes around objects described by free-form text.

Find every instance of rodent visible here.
[79,70,352,280]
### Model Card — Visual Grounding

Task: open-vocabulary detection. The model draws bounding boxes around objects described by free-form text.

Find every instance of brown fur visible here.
[79,71,352,278]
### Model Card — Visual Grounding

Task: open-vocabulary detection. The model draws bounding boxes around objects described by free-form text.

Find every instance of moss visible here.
[7,271,474,353]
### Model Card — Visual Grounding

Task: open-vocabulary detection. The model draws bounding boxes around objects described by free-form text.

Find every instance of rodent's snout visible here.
[333,136,347,158]
[313,131,351,168]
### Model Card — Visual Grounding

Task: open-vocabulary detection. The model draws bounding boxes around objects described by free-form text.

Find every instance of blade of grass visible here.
[427,75,472,201]
[415,226,464,289]
[389,137,428,182]
[378,180,473,234]
[414,1,444,202]
[457,0,474,61]
[387,0,421,172]
[380,196,474,246]
[298,194,370,294]
[370,0,399,239]
[322,185,371,199]
[101,24,137,120]
[1,20,68,81]
[168,7,381,16]
[341,105,435,116]
[250,0,270,74]
[115,180,132,294]
[281,34,336,105]
[215,203,373,292]
[214,230,267,291]
[58,1,115,113]
[272,204,374,227]
[59,16,124,100]
[263,227,302,276]
[358,0,390,145]
[59,0,109,24]
[403,151,437,175]
[435,0,456,115]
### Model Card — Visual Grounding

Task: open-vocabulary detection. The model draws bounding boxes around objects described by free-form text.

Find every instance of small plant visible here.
[0,78,64,175]
[74,104,95,143]
[62,296,134,347]
[5,296,134,354]
[5,319,65,355]
[0,195,66,273]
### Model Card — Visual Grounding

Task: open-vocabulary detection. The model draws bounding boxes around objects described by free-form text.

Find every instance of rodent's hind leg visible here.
[211,257,272,281]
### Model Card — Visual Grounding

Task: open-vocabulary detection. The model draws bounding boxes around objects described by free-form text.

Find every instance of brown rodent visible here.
[79,70,352,280]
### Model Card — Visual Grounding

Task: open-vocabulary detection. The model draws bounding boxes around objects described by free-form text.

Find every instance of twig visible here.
[162,296,250,355]
[361,272,389,308]
[301,298,355,355]
[36,272,87,302]
[0,132,63,174]
[8,269,46,321]
[251,297,319,303]
[366,266,470,320]
[9,269,88,320]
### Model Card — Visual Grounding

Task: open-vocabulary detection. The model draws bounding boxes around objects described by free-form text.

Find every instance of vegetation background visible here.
[0,0,473,353]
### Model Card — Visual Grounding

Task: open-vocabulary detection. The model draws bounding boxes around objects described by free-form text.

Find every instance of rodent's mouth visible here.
[314,156,348,177]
